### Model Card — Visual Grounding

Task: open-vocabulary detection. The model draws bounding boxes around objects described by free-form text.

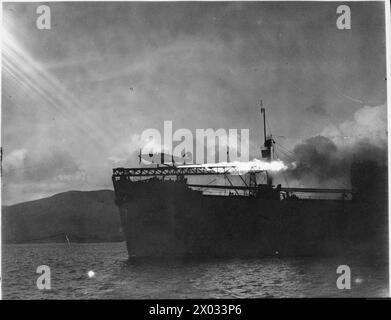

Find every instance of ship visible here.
[112,108,388,259]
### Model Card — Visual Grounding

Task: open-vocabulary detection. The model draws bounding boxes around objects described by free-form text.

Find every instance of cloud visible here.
[3,147,81,183]
[321,103,387,149]
[2,147,88,204]
[284,103,387,187]
[305,104,328,117]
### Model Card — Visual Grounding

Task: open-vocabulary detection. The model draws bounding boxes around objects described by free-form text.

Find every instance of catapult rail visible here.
[187,184,354,194]
[112,166,258,177]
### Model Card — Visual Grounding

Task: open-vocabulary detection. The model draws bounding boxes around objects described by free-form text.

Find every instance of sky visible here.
[1,1,388,205]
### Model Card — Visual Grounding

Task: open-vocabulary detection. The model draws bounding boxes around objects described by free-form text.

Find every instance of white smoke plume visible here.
[321,103,387,150]
[179,159,287,175]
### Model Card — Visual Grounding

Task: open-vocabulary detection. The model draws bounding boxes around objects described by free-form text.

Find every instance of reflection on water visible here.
[2,242,388,299]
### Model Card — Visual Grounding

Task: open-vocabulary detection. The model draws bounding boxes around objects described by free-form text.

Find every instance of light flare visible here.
[87,270,95,278]
[2,26,115,150]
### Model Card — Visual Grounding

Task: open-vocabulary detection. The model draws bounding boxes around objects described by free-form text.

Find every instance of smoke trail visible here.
[179,159,287,175]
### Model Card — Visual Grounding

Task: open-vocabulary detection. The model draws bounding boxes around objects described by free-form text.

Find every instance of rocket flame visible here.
[179,159,287,175]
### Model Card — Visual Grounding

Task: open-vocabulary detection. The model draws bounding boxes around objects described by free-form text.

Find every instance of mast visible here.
[260,100,266,144]
[260,101,273,187]
[260,101,271,161]
[249,100,267,194]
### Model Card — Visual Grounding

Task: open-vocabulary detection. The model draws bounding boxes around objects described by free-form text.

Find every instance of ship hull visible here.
[113,180,388,259]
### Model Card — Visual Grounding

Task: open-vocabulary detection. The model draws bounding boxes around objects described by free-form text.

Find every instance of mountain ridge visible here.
[2,190,124,244]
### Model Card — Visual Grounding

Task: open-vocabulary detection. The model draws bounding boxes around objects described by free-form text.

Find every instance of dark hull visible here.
[113,179,388,259]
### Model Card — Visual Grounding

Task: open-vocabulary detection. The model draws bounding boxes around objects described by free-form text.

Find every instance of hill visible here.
[2,190,123,243]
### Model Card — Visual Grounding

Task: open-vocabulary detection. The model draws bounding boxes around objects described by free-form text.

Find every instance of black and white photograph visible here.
[0,0,390,302]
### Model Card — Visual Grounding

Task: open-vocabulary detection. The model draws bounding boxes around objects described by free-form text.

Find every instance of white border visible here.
[0,0,390,299]
[385,0,391,298]
[0,0,387,2]
[0,0,2,302]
